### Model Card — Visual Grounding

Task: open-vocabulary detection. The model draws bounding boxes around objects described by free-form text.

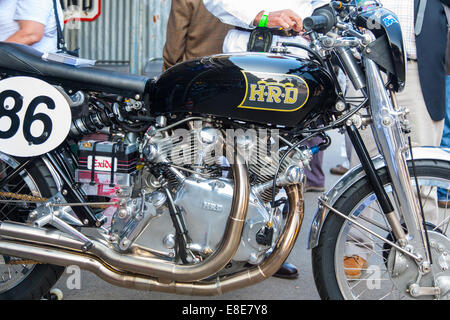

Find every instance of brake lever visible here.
[341,29,372,45]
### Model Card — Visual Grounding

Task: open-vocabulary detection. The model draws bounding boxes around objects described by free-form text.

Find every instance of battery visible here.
[77,140,138,174]
[75,140,139,196]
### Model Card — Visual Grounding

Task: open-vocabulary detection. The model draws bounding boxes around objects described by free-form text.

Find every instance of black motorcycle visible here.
[0,0,448,300]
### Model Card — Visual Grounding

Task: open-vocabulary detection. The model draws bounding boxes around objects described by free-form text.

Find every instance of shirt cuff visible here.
[229,7,265,28]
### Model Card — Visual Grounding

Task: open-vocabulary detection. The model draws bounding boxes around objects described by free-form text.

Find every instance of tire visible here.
[312,159,450,300]
[0,155,65,300]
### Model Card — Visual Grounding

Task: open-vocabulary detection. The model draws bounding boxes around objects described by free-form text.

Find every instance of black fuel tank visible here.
[152,53,338,128]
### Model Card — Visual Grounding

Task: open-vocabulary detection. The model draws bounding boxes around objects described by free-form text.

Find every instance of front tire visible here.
[312,159,450,300]
[0,154,65,300]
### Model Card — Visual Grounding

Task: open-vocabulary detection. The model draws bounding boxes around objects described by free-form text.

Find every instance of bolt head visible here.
[335,101,346,112]
[118,208,129,219]
[28,211,38,221]
[382,117,393,126]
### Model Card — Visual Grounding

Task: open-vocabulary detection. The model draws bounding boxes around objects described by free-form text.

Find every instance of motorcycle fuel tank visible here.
[151,53,338,128]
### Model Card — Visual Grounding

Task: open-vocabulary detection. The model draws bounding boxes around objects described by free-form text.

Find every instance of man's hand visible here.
[6,20,45,46]
[253,10,303,33]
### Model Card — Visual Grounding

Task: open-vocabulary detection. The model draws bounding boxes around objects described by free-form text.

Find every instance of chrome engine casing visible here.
[131,176,283,264]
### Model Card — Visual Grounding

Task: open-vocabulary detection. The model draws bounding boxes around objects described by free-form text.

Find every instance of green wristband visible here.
[258,12,269,28]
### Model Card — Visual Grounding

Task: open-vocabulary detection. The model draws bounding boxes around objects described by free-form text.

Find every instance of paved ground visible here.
[54,130,347,300]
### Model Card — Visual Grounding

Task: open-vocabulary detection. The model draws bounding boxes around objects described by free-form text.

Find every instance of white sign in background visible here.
[62,0,101,23]
[0,77,72,157]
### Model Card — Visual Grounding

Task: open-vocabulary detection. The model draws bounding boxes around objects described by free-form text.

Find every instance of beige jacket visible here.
[162,0,232,71]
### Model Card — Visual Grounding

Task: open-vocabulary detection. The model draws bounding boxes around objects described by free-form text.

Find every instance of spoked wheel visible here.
[312,159,450,300]
[0,153,64,300]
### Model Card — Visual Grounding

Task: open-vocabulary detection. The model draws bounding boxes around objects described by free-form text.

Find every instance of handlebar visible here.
[303,16,329,32]
[304,6,337,33]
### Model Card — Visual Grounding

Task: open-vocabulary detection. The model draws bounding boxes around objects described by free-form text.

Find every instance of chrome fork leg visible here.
[364,59,432,268]
[346,124,408,244]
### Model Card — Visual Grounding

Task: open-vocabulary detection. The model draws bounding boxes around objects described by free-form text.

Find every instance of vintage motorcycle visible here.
[0,0,448,300]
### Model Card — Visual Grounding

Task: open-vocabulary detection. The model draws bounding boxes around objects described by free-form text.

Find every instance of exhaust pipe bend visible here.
[0,185,303,296]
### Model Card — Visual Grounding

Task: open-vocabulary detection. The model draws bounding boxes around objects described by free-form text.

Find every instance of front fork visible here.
[349,59,432,271]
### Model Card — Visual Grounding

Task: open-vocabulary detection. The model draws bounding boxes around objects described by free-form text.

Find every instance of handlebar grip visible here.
[303,15,329,32]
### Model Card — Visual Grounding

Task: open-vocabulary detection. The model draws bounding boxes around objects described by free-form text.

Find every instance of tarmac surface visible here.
[54,130,347,300]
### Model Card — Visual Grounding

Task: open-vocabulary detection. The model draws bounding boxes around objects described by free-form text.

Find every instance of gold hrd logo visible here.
[249,81,299,105]
[238,71,309,112]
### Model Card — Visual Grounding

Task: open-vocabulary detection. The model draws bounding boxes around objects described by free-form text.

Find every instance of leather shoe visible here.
[344,256,369,279]
[272,262,299,279]
[330,164,348,175]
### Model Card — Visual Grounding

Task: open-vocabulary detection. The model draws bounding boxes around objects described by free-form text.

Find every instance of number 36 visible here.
[0,90,55,145]
[0,77,71,157]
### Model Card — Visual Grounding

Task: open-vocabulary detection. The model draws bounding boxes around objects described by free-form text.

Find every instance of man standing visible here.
[202,0,332,280]
[0,0,64,53]
[162,0,232,71]
[438,3,450,208]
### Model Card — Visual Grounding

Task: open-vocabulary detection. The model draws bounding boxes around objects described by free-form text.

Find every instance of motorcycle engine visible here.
[77,122,307,266]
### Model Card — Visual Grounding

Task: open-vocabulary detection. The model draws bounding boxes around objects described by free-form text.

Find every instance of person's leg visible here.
[329,139,350,175]
[304,136,325,192]
[438,75,450,207]
[440,75,450,148]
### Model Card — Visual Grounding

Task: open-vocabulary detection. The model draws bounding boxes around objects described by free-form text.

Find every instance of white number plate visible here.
[0,77,72,157]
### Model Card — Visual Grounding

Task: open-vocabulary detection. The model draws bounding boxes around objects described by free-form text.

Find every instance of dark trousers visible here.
[304,136,324,187]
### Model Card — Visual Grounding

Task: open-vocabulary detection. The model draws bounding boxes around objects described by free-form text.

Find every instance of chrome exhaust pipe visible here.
[0,185,303,295]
